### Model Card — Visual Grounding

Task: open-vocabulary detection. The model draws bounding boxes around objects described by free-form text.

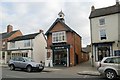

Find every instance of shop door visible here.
[54,49,67,66]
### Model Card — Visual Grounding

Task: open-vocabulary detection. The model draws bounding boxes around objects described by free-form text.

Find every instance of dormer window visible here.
[52,31,66,43]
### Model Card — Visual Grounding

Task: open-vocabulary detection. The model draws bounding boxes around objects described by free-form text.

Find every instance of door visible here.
[54,49,67,66]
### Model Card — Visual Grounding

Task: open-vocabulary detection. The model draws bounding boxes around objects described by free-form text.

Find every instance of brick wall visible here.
[2,30,22,51]
[46,22,82,66]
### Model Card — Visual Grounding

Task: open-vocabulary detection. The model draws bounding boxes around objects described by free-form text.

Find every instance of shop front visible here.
[93,42,114,62]
[51,44,70,67]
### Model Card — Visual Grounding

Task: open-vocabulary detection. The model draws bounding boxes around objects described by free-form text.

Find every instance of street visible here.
[1,67,105,79]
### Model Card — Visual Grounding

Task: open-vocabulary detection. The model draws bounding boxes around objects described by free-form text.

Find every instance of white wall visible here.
[33,33,47,63]
[91,14,119,50]
[118,13,120,49]
[91,14,119,43]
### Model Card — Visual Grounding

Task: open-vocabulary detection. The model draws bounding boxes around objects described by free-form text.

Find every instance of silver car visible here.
[8,57,44,72]
[98,56,120,79]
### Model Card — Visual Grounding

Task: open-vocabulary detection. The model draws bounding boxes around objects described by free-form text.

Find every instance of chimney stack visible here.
[116,0,120,5]
[91,6,95,11]
[7,25,13,33]
[39,29,43,33]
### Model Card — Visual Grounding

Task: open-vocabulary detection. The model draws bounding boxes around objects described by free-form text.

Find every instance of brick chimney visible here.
[91,6,95,11]
[39,29,43,33]
[7,25,13,33]
[116,0,120,5]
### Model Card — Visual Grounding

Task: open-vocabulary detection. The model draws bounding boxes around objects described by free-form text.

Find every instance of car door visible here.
[13,57,21,68]
[18,57,27,68]
[116,57,120,75]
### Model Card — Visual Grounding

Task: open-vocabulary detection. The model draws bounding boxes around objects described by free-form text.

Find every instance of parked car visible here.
[97,56,120,79]
[8,57,44,72]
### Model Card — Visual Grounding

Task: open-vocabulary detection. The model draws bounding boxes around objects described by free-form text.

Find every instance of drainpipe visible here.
[74,33,76,66]
[90,19,94,67]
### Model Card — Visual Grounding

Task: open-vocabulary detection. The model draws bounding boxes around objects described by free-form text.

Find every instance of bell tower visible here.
[58,10,65,21]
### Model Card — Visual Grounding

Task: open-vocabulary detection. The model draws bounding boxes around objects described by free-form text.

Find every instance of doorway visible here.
[53,49,67,66]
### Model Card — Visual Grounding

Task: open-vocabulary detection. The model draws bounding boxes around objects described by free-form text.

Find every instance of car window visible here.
[18,57,24,61]
[104,57,120,64]
[115,57,120,64]
[104,58,111,63]
[23,57,34,62]
[12,57,19,61]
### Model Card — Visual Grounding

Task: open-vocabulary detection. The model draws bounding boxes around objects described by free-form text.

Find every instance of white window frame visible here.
[52,31,66,43]
[99,18,105,26]
[10,42,15,48]
[99,29,107,40]
[24,40,31,47]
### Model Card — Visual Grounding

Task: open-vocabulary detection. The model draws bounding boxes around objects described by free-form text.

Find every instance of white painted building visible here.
[89,1,120,66]
[7,30,47,63]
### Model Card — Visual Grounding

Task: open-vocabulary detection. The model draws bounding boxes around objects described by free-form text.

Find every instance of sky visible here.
[0,0,117,47]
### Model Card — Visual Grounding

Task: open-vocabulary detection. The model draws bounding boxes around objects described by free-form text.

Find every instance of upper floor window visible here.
[24,40,30,47]
[3,42,5,46]
[10,42,15,48]
[99,18,105,26]
[100,29,107,40]
[52,31,66,43]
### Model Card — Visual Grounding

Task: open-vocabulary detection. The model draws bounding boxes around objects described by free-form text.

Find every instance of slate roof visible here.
[9,33,40,42]
[0,30,19,39]
[45,18,81,38]
[89,4,120,19]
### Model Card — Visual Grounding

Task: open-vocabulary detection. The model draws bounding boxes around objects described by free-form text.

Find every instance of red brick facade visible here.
[46,19,82,66]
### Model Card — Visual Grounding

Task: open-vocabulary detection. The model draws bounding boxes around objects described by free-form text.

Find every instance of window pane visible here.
[99,18,105,25]
[52,31,66,43]
[100,29,107,40]
[24,40,30,47]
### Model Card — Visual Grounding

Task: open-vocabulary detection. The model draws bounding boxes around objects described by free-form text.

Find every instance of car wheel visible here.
[10,64,15,70]
[26,65,32,72]
[105,70,117,79]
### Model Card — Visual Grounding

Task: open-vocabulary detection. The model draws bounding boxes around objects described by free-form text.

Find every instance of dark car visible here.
[8,57,44,72]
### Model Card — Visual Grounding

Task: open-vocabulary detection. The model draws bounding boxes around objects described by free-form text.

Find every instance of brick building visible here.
[0,25,22,64]
[45,11,82,67]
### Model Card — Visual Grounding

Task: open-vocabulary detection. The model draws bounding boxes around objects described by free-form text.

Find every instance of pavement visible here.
[0,61,100,76]
[77,61,100,76]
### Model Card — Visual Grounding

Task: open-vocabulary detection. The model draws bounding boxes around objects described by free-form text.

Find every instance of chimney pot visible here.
[91,6,95,11]
[7,25,13,33]
[116,0,120,5]
[39,29,43,33]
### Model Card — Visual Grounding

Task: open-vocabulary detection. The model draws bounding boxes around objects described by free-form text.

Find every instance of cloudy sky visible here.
[0,0,116,47]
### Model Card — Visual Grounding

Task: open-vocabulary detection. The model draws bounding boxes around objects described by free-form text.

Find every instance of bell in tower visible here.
[58,10,65,21]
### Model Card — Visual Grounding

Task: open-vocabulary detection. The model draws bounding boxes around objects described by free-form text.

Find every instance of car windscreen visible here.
[23,57,34,62]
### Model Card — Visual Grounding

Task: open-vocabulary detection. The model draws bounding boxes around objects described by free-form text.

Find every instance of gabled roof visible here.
[45,18,79,35]
[8,32,40,42]
[0,30,19,39]
[89,4,120,19]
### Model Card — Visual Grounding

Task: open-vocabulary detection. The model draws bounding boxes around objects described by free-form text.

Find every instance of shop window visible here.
[96,46,111,61]
[52,31,66,43]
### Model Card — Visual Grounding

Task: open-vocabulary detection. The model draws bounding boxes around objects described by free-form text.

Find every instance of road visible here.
[1,67,105,80]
